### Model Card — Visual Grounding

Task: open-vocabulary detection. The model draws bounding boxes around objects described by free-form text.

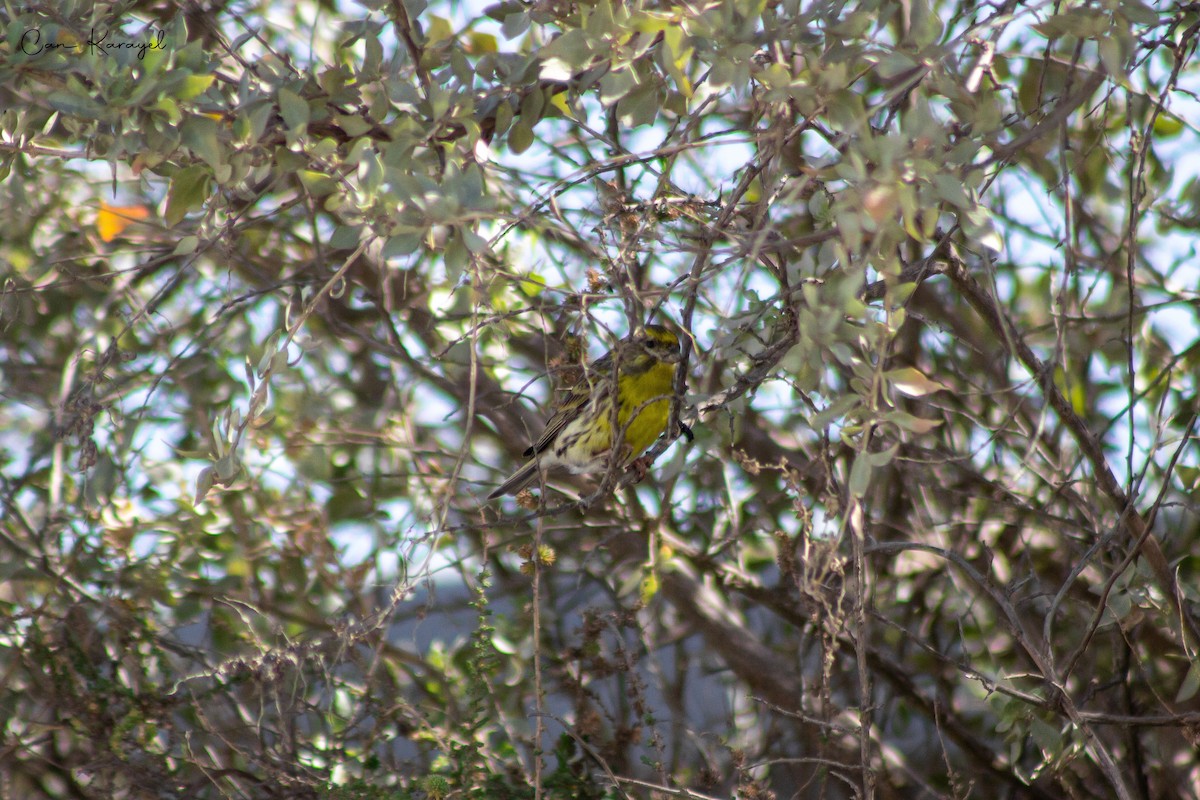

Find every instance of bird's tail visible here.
[487,460,541,500]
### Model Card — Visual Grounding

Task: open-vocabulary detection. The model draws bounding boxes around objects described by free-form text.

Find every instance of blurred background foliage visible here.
[2,0,1200,797]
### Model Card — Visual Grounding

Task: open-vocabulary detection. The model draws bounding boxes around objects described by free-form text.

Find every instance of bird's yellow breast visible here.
[615,359,676,460]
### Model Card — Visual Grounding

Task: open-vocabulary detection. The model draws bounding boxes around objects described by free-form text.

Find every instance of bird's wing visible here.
[523,351,616,457]
[524,383,590,456]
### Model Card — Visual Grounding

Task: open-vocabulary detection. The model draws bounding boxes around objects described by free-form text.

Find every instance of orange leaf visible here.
[97,201,151,242]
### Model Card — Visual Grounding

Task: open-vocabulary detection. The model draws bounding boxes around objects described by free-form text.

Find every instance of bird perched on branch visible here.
[488,324,688,499]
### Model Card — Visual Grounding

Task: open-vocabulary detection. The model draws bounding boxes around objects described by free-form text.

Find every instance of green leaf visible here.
[335,113,373,138]
[1097,36,1127,85]
[599,68,636,106]
[165,165,211,227]
[460,227,489,254]
[616,80,660,128]
[640,571,660,604]
[960,205,1003,254]
[193,465,215,506]
[330,224,363,250]
[173,236,200,255]
[175,73,215,101]
[246,100,274,142]
[932,173,971,209]
[152,96,182,124]
[1177,464,1200,489]
[867,444,899,468]
[518,273,546,297]
[384,233,422,257]
[849,454,872,498]
[444,232,469,277]
[508,120,534,154]
[469,31,498,53]
[278,87,309,135]
[885,367,947,398]
[215,453,240,481]
[1118,0,1160,27]
[501,9,531,39]
[1153,113,1184,138]
[46,90,105,118]
[538,29,590,77]
[519,88,545,127]
[1030,717,1062,755]
[298,170,337,197]
[181,115,222,168]
[810,395,861,429]
[1176,661,1200,703]
[886,410,942,434]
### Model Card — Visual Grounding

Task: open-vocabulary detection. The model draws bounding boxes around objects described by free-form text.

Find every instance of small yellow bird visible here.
[488,324,687,499]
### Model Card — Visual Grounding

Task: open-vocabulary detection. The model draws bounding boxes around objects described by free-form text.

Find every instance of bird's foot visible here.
[628,455,652,483]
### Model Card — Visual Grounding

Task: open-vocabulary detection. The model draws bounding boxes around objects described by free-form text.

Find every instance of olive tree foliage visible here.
[2,0,1200,797]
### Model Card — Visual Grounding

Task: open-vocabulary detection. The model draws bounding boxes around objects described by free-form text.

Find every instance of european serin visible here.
[488,324,685,499]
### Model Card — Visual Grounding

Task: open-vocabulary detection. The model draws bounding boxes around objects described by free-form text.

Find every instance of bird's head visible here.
[626,324,683,370]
